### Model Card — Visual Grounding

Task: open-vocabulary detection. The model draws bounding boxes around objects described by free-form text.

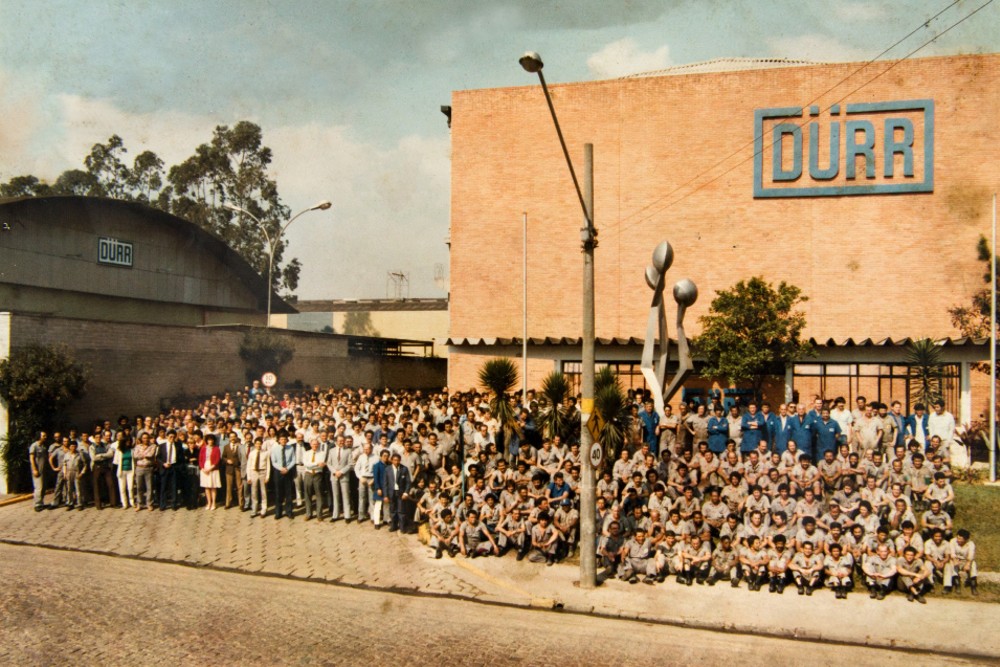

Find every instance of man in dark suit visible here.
[157,430,183,510]
[382,452,412,533]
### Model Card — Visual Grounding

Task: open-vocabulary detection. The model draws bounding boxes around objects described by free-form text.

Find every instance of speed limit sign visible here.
[261,372,277,388]
[589,442,603,469]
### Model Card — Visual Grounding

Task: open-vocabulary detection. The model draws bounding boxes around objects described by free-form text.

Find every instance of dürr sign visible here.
[753,99,934,198]
[98,237,133,267]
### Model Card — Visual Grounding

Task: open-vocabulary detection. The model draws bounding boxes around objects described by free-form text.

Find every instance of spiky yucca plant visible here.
[906,338,944,408]
[539,371,570,441]
[478,357,521,455]
[594,366,628,467]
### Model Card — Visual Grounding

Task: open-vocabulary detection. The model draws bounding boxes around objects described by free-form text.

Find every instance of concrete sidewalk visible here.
[0,498,995,660]
[421,544,1000,659]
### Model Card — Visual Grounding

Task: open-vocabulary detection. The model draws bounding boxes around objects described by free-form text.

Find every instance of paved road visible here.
[0,544,982,667]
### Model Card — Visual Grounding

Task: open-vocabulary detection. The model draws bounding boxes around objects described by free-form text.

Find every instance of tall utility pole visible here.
[579,144,597,588]
[519,51,597,589]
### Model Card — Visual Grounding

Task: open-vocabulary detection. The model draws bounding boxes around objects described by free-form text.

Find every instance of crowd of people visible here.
[26,382,979,602]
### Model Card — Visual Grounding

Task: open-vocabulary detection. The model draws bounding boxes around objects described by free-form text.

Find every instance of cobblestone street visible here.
[0,543,985,667]
[0,502,486,597]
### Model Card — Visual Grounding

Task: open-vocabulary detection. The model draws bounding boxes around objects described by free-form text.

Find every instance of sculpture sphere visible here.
[645,264,659,290]
[673,279,698,307]
[651,241,674,274]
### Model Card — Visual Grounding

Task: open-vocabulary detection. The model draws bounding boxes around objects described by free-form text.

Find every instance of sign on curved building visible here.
[0,196,294,326]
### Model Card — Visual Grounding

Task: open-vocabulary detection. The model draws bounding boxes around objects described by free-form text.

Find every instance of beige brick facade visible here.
[447,55,998,401]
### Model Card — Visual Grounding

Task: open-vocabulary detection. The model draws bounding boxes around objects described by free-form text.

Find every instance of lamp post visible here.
[520,51,598,589]
[225,201,332,327]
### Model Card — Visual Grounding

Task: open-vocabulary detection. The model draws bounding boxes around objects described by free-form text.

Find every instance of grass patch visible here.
[925,580,1000,604]
[954,484,1000,571]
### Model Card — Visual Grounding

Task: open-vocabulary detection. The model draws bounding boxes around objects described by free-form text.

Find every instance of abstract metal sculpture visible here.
[639,241,698,420]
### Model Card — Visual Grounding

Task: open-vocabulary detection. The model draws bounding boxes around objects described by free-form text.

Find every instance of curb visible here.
[0,536,996,661]
[0,494,32,508]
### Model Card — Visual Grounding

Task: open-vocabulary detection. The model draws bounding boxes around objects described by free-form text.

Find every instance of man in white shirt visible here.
[354,441,379,523]
[927,400,956,448]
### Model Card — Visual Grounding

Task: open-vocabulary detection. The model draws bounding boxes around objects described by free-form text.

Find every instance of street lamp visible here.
[520,50,599,589]
[224,200,332,327]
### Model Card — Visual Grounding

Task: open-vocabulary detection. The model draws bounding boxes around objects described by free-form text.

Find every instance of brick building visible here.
[446,54,997,421]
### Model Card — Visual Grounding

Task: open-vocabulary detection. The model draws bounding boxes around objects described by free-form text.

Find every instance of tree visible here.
[238,328,294,384]
[0,175,52,198]
[594,366,628,467]
[948,235,997,376]
[538,371,571,441]
[0,345,88,491]
[478,358,521,458]
[907,338,944,408]
[696,277,812,397]
[0,121,301,300]
[341,311,380,337]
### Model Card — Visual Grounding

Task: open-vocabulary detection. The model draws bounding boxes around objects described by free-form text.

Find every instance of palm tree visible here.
[478,358,521,458]
[594,366,628,467]
[907,338,944,408]
[538,371,570,441]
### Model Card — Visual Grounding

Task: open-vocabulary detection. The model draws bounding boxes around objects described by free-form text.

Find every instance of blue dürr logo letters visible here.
[753,100,933,198]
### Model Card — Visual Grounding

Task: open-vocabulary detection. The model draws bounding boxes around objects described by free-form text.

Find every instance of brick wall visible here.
[8,314,445,426]
[450,55,999,345]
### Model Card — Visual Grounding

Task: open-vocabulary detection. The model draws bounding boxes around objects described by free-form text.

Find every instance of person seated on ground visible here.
[822,522,848,556]
[817,501,851,534]
[598,521,625,576]
[859,476,889,519]
[921,499,953,540]
[765,510,796,550]
[925,472,955,517]
[553,498,579,560]
[795,516,824,550]
[718,513,742,546]
[743,485,770,523]
[615,529,653,585]
[894,520,924,556]
[496,506,531,561]
[946,529,978,595]
[430,508,460,559]
[701,486,728,537]
[707,534,739,588]
[896,545,931,604]
[863,542,897,600]
[673,485,701,523]
[922,528,949,589]
[721,472,748,517]
[458,509,498,559]
[650,530,684,583]
[678,533,712,585]
[792,487,823,526]
[479,493,502,534]
[525,512,560,567]
[739,535,770,591]
[766,534,792,594]
[789,454,820,497]
[854,501,880,538]
[823,543,854,600]
[887,498,917,539]
[789,541,824,596]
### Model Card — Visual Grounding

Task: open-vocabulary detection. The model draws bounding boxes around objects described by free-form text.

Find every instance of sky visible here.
[1,0,998,299]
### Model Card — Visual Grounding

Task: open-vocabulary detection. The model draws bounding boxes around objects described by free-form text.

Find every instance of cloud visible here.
[587,38,673,78]
[767,33,871,62]
[269,125,451,299]
[830,2,888,22]
[0,67,449,299]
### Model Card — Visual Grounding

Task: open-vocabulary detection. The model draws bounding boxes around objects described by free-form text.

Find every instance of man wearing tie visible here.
[301,439,326,520]
[246,437,270,517]
[327,435,354,522]
[772,404,793,455]
[382,452,412,533]
[270,431,297,520]
[156,430,182,511]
